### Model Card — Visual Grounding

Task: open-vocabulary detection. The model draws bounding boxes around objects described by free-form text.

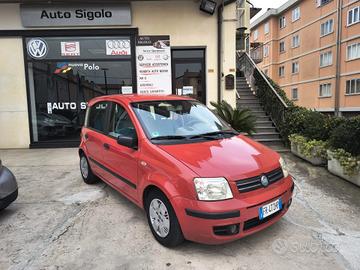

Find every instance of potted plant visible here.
[289,134,327,166]
[210,100,256,135]
[327,149,360,186]
[327,117,360,186]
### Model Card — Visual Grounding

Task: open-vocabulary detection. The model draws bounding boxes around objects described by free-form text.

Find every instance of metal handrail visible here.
[236,52,288,133]
[237,52,288,108]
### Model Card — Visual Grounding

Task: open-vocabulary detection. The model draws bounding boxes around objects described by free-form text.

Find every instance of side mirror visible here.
[117,135,138,150]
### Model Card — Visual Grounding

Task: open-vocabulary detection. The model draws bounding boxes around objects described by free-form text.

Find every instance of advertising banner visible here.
[136,36,172,95]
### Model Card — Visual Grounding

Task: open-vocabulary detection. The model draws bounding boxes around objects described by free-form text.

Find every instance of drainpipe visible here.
[334,0,342,116]
[217,2,224,103]
[217,0,237,103]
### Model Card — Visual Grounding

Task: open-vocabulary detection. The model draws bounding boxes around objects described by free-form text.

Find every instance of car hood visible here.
[158,135,281,181]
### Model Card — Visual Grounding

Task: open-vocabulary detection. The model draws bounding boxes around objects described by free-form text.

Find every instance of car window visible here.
[87,101,110,133]
[108,102,137,140]
[131,100,231,139]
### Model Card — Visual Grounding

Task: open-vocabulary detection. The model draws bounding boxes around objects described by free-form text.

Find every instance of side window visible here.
[108,103,137,140]
[87,101,110,133]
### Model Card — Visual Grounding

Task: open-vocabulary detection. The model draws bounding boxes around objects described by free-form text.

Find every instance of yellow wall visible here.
[0,38,30,148]
[0,2,237,148]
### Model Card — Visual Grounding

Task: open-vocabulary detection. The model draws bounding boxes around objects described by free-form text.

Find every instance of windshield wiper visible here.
[189,130,239,140]
[151,135,189,141]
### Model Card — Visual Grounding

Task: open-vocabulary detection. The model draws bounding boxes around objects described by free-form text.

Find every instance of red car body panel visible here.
[80,95,294,245]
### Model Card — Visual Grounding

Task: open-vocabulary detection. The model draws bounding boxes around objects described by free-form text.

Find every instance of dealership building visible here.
[0,0,258,149]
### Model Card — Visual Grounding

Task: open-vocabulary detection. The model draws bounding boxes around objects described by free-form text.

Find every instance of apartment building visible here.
[250,0,360,115]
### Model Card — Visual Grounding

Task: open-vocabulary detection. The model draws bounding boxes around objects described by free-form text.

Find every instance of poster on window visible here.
[136,36,172,95]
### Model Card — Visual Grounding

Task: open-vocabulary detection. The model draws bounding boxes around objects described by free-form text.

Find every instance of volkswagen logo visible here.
[261,175,269,187]
[27,38,48,59]
[106,40,130,50]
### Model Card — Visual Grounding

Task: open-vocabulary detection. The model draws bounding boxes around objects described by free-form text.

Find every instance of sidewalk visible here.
[0,148,359,270]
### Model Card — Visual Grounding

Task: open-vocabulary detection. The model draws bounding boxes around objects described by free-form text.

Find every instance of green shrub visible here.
[289,134,328,159]
[330,148,360,176]
[329,116,360,156]
[210,100,256,135]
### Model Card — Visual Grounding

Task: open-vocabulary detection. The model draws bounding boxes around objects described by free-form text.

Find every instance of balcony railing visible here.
[237,52,288,131]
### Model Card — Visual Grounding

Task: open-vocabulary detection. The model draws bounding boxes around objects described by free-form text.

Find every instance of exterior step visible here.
[240,105,264,110]
[238,96,258,101]
[255,126,277,133]
[237,99,261,104]
[255,121,274,127]
[251,111,267,117]
[251,132,280,140]
[255,115,271,121]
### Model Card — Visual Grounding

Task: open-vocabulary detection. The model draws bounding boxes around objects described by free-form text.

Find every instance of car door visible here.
[83,101,111,180]
[102,102,139,202]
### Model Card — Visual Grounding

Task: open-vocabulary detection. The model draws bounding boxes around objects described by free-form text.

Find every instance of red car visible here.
[79,95,294,247]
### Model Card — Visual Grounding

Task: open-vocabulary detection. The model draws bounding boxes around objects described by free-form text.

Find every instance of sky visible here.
[250,0,289,23]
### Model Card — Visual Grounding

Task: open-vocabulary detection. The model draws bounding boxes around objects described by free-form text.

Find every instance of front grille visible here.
[243,208,283,231]
[236,167,284,193]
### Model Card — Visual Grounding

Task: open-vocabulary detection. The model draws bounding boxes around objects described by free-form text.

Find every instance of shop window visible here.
[172,49,206,104]
[25,36,134,145]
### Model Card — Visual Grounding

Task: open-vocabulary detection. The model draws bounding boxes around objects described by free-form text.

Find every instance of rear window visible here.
[87,101,109,133]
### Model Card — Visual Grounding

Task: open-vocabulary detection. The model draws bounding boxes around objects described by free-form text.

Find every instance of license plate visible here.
[259,198,282,220]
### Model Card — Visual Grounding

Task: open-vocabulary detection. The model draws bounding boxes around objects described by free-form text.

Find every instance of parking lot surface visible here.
[0,148,359,270]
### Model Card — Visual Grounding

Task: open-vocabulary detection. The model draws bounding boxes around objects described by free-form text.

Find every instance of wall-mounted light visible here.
[200,0,217,15]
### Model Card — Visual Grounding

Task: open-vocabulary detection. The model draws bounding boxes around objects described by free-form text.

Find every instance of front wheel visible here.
[145,190,184,247]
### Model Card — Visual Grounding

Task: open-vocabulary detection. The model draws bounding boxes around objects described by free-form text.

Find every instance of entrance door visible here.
[172,49,206,104]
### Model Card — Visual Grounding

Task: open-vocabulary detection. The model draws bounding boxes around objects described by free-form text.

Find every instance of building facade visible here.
[250,0,360,115]
[0,0,252,149]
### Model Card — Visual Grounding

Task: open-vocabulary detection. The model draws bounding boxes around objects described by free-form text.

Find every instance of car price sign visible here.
[136,36,172,95]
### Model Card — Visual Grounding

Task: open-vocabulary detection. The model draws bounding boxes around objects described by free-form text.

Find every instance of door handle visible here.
[103,143,110,150]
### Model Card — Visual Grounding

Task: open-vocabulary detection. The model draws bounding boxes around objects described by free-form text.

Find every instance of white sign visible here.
[121,86,133,94]
[27,38,48,59]
[61,41,80,56]
[182,86,194,95]
[136,36,172,95]
[106,40,131,56]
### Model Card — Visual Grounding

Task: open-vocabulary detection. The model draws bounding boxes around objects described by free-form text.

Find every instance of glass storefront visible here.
[25,36,135,145]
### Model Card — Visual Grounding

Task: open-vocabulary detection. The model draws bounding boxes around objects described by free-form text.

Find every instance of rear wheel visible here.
[80,154,98,184]
[145,189,184,247]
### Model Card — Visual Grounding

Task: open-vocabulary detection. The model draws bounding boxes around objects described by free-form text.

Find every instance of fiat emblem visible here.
[261,175,269,187]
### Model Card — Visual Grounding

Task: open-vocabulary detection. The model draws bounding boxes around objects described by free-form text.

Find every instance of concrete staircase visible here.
[236,77,288,153]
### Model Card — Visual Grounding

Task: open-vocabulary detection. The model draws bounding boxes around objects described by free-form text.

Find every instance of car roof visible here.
[88,94,194,106]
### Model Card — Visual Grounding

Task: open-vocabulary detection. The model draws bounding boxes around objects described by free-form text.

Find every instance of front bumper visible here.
[172,175,294,245]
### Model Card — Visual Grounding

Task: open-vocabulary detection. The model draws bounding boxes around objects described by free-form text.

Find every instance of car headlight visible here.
[279,157,289,178]
[193,177,233,201]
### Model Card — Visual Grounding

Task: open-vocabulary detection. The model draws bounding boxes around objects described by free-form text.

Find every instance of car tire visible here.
[145,189,184,247]
[79,154,98,184]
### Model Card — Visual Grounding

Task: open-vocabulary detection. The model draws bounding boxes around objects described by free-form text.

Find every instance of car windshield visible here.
[131,100,235,142]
